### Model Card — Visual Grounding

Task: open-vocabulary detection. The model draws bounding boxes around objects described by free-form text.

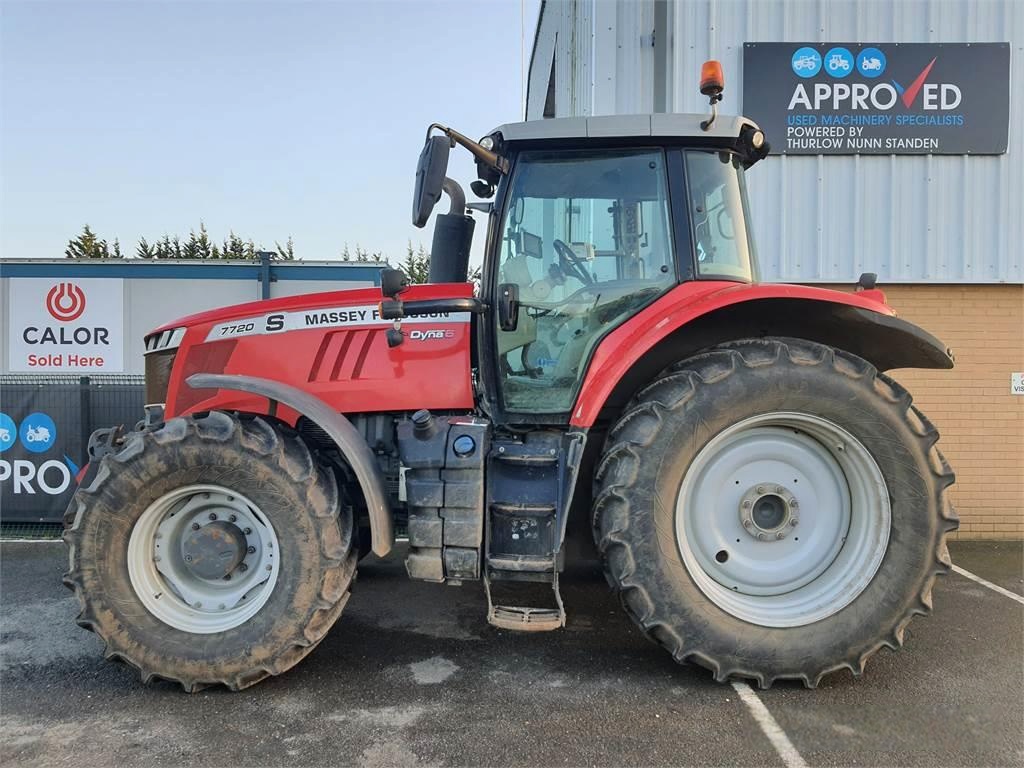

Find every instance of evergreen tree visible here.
[402,241,431,283]
[192,222,215,259]
[64,224,111,259]
[182,231,200,260]
[275,237,295,260]
[353,244,384,263]
[221,232,247,260]
[136,237,156,259]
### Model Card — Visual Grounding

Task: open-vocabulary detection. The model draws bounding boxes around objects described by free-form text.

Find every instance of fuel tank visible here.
[147,283,475,421]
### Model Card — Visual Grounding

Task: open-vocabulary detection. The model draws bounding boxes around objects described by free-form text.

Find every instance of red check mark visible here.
[899,57,937,108]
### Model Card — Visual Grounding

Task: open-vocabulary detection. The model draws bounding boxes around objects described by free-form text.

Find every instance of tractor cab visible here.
[480,115,765,415]
[394,64,770,422]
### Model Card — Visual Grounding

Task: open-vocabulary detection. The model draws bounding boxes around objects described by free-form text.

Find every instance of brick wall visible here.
[825,284,1023,540]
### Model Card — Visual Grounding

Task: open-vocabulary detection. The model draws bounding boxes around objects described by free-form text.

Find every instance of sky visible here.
[0,0,541,263]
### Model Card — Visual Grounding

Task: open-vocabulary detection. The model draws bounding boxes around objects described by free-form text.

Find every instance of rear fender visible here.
[571,282,954,427]
[187,373,393,557]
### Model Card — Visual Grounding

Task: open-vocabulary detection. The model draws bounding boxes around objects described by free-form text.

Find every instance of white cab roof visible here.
[490,113,759,142]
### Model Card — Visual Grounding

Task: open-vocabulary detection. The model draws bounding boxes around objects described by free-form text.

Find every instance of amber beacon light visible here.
[700,60,725,130]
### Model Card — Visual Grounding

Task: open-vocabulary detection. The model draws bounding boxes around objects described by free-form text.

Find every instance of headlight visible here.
[144,327,185,354]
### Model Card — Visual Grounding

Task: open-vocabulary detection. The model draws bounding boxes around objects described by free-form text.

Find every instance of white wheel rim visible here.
[675,412,890,627]
[127,484,280,634]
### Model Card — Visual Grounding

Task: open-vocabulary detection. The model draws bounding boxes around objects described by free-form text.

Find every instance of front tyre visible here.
[63,412,356,691]
[593,338,957,688]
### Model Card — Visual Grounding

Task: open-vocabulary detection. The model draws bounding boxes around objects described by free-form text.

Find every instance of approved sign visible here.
[7,278,124,372]
[743,42,1010,155]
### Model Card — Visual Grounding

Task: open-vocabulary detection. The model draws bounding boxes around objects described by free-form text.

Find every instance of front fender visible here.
[571,281,954,427]
[187,373,393,557]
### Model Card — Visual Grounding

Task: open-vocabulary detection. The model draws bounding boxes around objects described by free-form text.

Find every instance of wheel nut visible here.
[208,513,217,521]
[191,523,200,530]
[223,574,232,581]
[229,514,237,523]
[756,486,765,494]
[742,519,753,528]
[244,528,252,535]
[247,546,256,554]
[757,533,768,541]
[266,565,272,572]
[776,532,786,540]
[185,555,193,562]
[790,518,799,526]
[775,486,785,494]
[742,500,752,509]
[239,563,248,572]
[790,500,799,509]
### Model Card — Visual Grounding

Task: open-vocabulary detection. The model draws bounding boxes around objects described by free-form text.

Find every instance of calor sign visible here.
[7,278,124,373]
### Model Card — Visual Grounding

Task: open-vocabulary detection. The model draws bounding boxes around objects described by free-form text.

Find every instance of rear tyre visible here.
[593,338,957,688]
[63,411,356,691]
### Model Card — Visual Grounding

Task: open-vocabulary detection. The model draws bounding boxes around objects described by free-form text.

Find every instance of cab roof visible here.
[489,113,759,143]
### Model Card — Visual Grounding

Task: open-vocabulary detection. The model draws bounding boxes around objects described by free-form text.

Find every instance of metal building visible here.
[527,0,1022,284]
[526,0,1022,539]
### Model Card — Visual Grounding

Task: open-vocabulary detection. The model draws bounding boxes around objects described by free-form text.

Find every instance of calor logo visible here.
[46,282,86,322]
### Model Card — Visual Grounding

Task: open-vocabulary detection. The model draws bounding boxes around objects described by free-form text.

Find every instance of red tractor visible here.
[64,66,957,691]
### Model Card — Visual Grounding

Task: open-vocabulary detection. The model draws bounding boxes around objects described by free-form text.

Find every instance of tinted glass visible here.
[496,149,675,413]
[686,151,756,281]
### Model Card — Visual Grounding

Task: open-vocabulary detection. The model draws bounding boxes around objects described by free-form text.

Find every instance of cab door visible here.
[491,148,678,417]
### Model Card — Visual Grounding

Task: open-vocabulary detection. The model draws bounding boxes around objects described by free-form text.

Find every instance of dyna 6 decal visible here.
[206,304,470,341]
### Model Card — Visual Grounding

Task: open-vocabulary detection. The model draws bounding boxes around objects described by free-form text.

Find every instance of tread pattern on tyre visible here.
[592,337,958,689]
[63,411,356,692]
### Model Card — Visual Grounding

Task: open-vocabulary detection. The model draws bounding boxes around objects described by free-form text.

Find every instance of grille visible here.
[144,349,176,405]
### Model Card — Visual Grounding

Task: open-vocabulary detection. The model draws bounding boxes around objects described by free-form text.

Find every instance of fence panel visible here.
[0,375,144,523]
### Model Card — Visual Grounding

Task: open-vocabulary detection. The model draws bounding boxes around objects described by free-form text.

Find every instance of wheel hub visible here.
[181,521,247,580]
[739,484,799,540]
[127,485,280,633]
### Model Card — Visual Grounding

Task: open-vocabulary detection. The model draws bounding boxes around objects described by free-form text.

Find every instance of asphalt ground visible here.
[1,539,1021,768]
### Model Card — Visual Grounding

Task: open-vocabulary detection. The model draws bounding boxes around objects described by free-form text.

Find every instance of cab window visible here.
[685,151,756,281]
[496,149,675,414]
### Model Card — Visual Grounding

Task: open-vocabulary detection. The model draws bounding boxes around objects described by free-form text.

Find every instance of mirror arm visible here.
[426,123,509,174]
[380,297,488,320]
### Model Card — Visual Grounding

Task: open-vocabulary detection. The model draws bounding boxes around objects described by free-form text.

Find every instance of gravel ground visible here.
[1,539,1021,767]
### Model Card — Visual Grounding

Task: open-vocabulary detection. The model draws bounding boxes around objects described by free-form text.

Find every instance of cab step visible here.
[483,431,582,632]
[484,570,566,632]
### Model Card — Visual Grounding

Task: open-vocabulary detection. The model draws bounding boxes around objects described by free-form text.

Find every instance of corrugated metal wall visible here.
[526,0,1022,284]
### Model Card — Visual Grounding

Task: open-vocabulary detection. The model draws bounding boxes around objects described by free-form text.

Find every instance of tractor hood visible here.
[147,281,476,421]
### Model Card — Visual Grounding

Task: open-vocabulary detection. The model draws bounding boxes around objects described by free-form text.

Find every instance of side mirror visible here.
[380,268,410,299]
[498,283,519,332]
[412,135,451,228]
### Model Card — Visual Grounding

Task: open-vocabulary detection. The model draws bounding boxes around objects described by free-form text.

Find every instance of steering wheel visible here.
[553,239,594,285]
